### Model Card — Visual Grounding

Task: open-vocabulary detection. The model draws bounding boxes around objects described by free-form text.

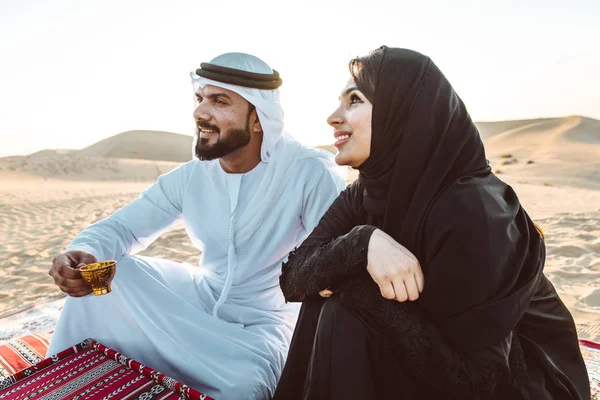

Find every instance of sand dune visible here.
[478,115,600,144]
[476,117,567,139]
[0,154,181,182]
[0,117,599,341]
[482,116,600,190]
[77,130,193,162]
[0,130,192,182]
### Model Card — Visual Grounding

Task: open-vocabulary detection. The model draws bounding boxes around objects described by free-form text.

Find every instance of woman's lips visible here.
[334,135,350,148]
[334,131,351,148]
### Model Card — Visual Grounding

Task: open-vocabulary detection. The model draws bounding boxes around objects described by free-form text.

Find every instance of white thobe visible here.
[47,147,345,399]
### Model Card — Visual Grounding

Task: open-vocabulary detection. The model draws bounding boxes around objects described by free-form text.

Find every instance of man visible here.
[47,52,346,399]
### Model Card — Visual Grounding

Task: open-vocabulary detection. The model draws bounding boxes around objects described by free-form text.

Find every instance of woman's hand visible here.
[367,229,424,302]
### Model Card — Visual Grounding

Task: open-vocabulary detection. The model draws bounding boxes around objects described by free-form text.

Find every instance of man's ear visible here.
[250,109,263,134]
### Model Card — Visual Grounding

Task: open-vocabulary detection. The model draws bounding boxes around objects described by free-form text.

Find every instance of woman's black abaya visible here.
[274,47,590,399]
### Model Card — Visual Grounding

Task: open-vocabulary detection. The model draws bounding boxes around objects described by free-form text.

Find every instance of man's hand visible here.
[49,251,97,297]
[367,229,424,302]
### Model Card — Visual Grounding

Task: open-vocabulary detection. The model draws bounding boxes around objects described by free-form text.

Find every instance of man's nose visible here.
[193,102,211,121]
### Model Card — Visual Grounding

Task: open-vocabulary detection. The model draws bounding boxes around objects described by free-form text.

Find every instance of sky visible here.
[0,0,599,157]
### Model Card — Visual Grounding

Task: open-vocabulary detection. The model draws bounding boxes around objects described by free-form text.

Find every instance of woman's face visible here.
[327,79,373,167]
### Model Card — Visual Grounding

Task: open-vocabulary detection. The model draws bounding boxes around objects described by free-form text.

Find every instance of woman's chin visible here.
[334,152,352,167]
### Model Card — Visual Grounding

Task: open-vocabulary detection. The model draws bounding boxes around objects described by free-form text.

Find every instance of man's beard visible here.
[195,115,252,161]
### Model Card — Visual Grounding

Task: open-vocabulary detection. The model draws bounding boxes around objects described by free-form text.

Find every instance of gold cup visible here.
[79,260,117,296]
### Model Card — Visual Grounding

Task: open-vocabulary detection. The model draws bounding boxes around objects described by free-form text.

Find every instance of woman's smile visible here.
[334,130,352,148]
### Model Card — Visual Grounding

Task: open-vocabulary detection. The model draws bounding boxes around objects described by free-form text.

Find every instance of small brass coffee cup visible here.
[79,260,116,296]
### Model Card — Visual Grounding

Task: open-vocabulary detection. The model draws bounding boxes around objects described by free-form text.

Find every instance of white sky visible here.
[0,0,599,157]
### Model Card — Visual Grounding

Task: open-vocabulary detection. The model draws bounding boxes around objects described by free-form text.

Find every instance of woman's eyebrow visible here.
[339,86,358,100]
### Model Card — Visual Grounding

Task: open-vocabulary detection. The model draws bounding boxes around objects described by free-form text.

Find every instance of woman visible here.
[273,46,590,399]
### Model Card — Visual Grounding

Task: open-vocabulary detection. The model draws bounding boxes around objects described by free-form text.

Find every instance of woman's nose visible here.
[327,108,344,128]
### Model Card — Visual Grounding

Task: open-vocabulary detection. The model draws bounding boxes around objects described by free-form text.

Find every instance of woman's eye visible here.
[350,94,362,105]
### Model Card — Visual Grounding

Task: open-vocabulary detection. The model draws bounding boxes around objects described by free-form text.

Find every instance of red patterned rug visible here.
[581,340,600,399]
[0,339,213,400]
[0,332,52,382]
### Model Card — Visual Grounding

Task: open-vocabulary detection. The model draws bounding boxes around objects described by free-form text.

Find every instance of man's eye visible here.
[196,95,202,102]
[214,98,225,105]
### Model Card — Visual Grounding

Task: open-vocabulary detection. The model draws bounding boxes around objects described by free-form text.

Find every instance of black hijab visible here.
[357,46,544,353]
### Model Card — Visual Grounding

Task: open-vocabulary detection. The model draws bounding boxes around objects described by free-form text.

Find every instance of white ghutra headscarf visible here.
[191,52,288,162]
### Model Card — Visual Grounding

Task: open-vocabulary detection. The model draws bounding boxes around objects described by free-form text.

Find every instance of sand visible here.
[1,116,599,341]
[77,130,194,163]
